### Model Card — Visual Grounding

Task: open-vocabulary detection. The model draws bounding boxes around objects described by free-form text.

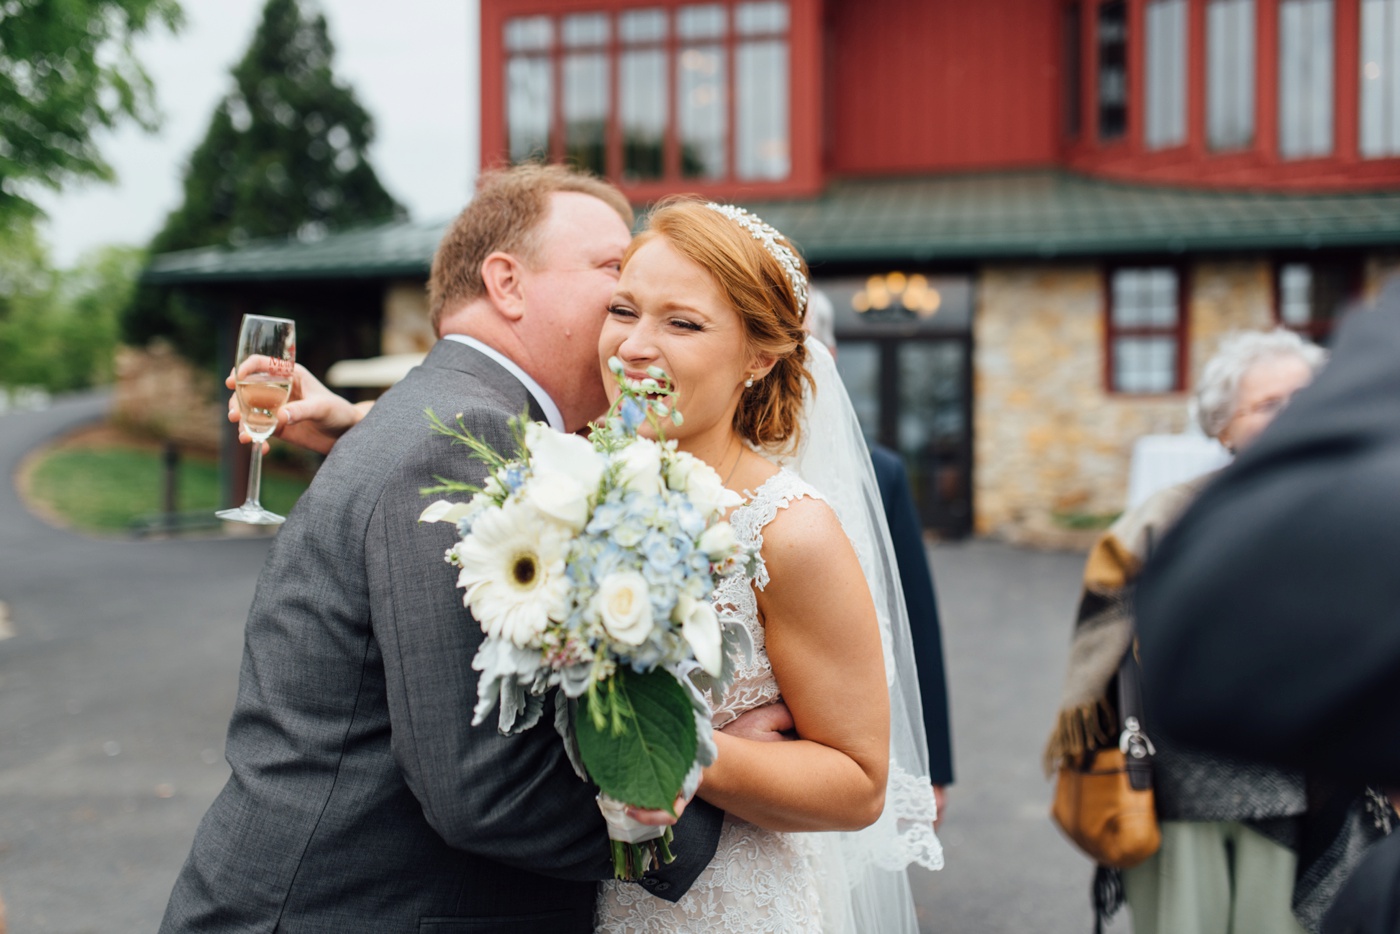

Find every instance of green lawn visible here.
[26,444,311,532]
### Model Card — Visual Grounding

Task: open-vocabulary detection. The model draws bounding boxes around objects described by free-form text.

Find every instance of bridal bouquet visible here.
[420,358,754,879]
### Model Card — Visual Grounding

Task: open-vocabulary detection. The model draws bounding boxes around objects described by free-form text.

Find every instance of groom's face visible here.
[520,192,633,430]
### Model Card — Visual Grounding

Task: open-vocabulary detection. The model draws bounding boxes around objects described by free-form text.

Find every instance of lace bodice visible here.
[708,469,824,729]
[596,469,827,934]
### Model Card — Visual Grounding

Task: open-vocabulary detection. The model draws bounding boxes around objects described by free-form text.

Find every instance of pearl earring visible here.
[745,375,755,389]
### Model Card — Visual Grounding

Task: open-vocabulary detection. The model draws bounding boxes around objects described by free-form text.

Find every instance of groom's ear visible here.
[481,251,527,321]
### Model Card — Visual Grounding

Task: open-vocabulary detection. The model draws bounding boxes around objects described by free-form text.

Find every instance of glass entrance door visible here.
[835,336,972,537]
[819,272,974,538]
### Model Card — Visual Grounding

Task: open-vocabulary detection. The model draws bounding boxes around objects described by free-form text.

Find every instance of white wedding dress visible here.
[596,469,830,933]
[596,338,943,933]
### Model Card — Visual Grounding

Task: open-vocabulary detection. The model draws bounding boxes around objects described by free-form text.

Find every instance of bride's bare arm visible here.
[697,497,889,832]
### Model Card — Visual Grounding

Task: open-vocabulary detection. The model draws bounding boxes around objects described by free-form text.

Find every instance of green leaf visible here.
[576,667,698,812]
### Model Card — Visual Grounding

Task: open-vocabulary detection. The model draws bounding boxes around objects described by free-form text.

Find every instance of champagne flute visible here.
[217,314,296,525]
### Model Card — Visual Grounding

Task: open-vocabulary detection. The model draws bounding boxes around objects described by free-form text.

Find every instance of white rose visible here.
[521,472,589,531]
[665,449,700,492]
[594,571,653,645]
[526,421,605,492]
[683,459,743,519]
[675,593,723,676]
[697,522,738,561]
[614,438,665,495]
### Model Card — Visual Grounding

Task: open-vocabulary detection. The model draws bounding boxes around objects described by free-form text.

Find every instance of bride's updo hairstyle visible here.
[625,196,814,454]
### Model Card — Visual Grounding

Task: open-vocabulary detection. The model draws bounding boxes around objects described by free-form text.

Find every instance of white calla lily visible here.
[676,594,723,676]
[697,522,738,561]
[419,499,475,524]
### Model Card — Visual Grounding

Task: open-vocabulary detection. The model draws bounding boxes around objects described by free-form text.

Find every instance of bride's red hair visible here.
[625,196,814,454]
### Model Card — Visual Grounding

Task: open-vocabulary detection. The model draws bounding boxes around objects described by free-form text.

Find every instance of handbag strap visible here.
[1116,642,1145,726]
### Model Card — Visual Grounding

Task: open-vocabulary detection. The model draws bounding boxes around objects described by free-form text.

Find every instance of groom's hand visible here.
[720,702,796,743]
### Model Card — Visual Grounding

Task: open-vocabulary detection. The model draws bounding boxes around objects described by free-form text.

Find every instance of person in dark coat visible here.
[1135,280,1400,934]
[869,443,956,794]
[807,290,955,816]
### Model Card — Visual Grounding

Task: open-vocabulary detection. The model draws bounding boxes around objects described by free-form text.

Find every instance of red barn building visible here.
[151,0,1400,542]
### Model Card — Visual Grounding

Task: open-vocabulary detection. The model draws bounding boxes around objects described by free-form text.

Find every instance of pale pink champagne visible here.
[236,377,292,439]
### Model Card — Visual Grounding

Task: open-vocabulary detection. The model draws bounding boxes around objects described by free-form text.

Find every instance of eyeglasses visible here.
[1230,394,1292,422]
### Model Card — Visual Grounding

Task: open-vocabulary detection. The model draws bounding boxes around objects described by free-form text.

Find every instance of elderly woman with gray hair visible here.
[1046,329,1387,934]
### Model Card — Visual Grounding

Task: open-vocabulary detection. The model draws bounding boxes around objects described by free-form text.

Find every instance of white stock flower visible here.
[456,500,571,648]
[675,593,722,676]
[697,521,737,561]
[614,437,665,495]
[593,571,653,645]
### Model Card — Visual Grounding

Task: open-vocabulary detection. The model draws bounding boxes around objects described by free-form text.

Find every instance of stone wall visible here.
[382,279,434,355]
[972,260,1273,548]
[1365,251,1400,298]
[111,340,225,450]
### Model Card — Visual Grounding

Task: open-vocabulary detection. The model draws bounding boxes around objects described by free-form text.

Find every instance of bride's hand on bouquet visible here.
[621,703,799,827]
[623,794,693,828]
[226,363,370,455]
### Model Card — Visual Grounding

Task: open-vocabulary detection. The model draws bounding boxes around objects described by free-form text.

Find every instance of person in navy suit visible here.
[807,290,955,819]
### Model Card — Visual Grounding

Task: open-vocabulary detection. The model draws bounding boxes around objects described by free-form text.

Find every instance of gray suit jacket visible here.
[162,340,722,934]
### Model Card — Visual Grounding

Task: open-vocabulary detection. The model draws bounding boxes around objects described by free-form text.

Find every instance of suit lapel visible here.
[419,339,550,425]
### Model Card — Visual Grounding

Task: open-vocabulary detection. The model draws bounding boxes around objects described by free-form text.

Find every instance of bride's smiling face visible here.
[599,236,765,455]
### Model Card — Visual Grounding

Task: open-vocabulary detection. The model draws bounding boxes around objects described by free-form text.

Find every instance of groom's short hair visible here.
[428,163,634,331]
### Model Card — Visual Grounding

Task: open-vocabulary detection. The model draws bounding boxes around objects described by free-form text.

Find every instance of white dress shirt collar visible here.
[441,334,565,432]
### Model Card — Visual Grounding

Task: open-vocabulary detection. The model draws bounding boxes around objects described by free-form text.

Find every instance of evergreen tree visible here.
[125,0,404,352]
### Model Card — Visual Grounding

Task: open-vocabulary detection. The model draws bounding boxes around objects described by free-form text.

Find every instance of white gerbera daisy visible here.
[456,500,572,648]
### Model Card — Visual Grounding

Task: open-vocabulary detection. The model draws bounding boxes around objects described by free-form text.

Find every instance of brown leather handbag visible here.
[1051,644,1161,869]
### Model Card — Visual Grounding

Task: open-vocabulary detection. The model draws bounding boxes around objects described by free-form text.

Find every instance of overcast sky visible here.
[34,0,480,267]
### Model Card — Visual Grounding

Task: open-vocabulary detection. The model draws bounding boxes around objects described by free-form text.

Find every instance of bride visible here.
[231,196,943,933]
[592,197,941,932]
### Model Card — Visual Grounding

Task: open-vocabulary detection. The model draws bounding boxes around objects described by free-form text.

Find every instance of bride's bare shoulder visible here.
[758,487,848,569]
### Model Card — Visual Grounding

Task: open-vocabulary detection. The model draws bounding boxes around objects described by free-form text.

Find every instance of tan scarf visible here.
[1043,475,1211,774]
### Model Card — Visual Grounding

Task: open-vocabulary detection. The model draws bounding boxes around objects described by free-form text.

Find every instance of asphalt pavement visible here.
[0,395,1121,933]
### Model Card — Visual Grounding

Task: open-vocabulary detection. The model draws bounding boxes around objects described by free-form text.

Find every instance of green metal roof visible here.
[144,171,1400,284]
[143,217,448,285]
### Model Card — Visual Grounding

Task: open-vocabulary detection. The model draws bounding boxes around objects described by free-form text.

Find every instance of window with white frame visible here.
[1146,0,1188,149]
[1207,0,1255,149]
[1108,267,1185,394]
[1361,0,1400,157]
[1278,0,1334,158]
[1276,261,1356,340]
[563,14,610,175]
[506,17,553,165]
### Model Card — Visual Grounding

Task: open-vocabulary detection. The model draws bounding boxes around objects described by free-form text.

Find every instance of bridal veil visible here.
[779,337,945,934]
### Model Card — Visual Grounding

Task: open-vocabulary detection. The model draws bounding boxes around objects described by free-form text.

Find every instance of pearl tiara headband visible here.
[703,202,809,316]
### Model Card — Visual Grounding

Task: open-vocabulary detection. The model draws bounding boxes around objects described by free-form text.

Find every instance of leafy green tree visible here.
[125,0,405,354]
[0,222,141,392]
[0,0,183,234]
[52,245,145,388]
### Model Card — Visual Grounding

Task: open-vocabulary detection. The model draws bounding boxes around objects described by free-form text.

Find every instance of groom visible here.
[161,164,723,933]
